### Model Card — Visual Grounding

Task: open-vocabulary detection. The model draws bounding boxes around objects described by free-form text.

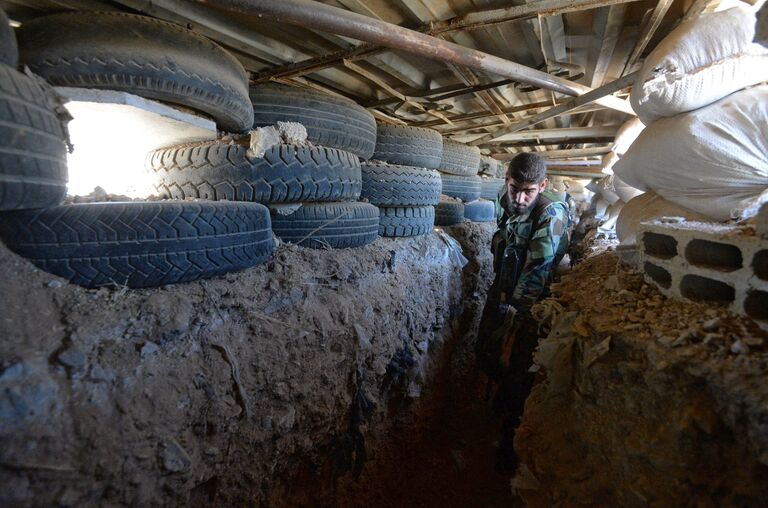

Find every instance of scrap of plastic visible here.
[433,228,469,268]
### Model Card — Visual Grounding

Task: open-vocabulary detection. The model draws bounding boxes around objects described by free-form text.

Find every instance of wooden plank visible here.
[622,0,675,74]
[468,72,637,145]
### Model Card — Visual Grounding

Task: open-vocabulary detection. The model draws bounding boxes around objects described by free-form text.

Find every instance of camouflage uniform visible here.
[494,192,570,311]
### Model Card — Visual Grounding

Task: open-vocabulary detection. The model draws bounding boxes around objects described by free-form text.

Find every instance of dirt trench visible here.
[0,222,513,507]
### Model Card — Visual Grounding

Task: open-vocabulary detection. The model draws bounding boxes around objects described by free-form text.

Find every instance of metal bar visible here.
[622,0,674,74]
[363,78,517,108]
[440,104,603,134]
[468,72,637,145]
[464,125,616,143]
[480,136,615,148]
[249,0,642,83]
[545,160,602,166]
[491,146,612,160]
[343,60,454,125]
[414,100,563,127]
[545,169,605,178]
[210,0,636,114]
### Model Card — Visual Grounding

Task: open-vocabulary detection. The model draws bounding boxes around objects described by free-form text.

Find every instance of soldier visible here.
[476,152,570,470]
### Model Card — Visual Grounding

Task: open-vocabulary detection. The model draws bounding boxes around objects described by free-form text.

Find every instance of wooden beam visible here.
[622,0,674,74]
[468,72,637,145]
[446,63,512,126]
[363,78,517,108]
[590,4,627,87]
[343,60,455,125]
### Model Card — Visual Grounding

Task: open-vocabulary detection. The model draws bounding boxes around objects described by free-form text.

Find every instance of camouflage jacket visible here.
[493,193,570,311]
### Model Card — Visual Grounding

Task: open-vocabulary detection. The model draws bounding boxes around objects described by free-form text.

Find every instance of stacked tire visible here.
[366,124,443,237]
[152,82,380,249]
[436,140,499,224]
[0,10,275,288]
[438,140,481,203]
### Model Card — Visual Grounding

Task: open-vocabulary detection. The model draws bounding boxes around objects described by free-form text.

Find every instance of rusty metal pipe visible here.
[197,0,635,115]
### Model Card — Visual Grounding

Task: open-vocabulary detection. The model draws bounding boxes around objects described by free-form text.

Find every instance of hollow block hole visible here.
[744,290,768,321]
[642,232,678,259]
[680,274,735,304]
[644,262,671,289]
[685,239,742,272]
[753,250,768,281]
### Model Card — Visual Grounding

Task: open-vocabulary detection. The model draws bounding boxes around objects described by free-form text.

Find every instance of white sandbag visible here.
[615,85,768,221]
[630,5,768,124]
[602,151,619,173]
[613,176,643,203]
[612,118,644,156]
[564,179,587,193]
[588,176,621,205]
[617,191,710,244]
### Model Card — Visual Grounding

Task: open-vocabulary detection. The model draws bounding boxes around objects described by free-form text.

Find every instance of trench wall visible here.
[0,223,495,507]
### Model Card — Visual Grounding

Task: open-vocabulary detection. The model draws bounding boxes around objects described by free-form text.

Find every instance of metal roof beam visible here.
[479,135,616,149]
[491,146,612,160]
[249,0,643,85]
[414,100,564,127]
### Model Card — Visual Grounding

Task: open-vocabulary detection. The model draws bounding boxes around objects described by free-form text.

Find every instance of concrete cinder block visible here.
[637,220,768,329]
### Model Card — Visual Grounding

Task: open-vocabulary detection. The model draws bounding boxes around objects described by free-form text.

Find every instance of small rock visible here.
[46,280,64,289]
[57,345,86,370]
[161,439,191,473]
[354,324,372,350]
[141,341,159,357]
[701,318,720,332]
[730,340,749,355]
[277,406,296,433]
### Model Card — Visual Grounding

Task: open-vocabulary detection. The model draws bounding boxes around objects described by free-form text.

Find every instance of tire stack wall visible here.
[3,10,275,288]
[367,124,443,237]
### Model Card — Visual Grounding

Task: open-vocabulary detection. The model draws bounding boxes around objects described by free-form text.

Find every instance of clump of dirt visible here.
[0,223,496,507]
[516,252,768,507]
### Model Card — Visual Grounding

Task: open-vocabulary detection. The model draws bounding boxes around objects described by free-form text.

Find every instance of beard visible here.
[505,194,535,215]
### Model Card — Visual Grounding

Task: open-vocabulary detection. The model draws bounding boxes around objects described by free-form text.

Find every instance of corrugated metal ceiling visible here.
[1,0,714,161]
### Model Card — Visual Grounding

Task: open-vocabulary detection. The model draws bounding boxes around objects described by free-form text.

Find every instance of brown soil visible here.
[0,222,506,507]
[516,252,768,507]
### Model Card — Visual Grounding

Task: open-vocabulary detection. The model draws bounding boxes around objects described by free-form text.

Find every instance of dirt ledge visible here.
[0,222,495,507]
[516,252,768,507]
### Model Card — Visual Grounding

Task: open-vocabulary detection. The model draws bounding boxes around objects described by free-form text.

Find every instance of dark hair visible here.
[506,152,547,184]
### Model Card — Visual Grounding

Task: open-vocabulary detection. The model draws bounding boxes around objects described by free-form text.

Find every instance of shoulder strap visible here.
[526,194,552,244]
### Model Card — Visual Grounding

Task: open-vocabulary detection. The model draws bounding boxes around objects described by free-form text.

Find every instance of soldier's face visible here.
[506,178,548,214]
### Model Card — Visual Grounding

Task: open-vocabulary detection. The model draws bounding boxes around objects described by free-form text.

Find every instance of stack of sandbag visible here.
[615,5,768,222]
[601,118,645,173]
[617,191,709,244]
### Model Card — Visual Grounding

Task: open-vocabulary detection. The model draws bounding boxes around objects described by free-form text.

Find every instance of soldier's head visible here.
[505,153,548,214]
